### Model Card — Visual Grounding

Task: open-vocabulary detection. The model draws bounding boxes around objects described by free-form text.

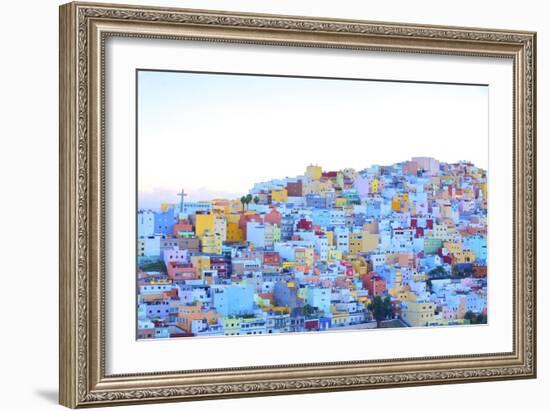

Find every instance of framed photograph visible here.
[59,1,537,408]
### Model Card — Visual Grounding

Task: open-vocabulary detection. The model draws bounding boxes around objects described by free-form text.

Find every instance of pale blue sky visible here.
[137,70,488,209]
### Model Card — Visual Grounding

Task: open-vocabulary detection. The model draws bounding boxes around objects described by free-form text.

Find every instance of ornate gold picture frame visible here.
[59,1,536,408]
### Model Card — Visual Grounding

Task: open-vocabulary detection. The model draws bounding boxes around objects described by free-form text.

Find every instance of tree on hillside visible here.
[464,310,487,325]
[426,278,433,292]
[428,266,447,279]
[140,261,167,273]
[253,196,260,204]
[367,295,393,328]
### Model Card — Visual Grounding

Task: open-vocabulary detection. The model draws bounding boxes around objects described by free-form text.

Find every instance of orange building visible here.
[361,272,387,296]
[173,219,193,237]
[238,213,262,240]
[177,303,220,333]
[166,262,196,281]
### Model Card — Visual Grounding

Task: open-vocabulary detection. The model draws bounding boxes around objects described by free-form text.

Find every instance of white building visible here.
[178,201,211,219]
[306,287,332,314]
[179,287,210,305]
[162,246,189,266]
[329,209,346,226]
[246,221,274,249]
[300,231,329,262]
[333,226,349,253]
[137,235,162,257]
[139,283,172,295]
[137,210,155,237]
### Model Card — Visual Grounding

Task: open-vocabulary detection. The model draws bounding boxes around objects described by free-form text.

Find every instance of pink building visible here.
[412,157,440,176]
[403,160,419,175]
[355,174,370,198]
[264,207,282,226]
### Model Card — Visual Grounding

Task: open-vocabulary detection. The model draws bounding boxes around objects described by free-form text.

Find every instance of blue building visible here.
[306,194,327,209]
[280,215,295,241]
[463,235,487,260]
[154,207,176,235]
[312,209,330,228]
[212,284,255,316]
[366,199,381,218]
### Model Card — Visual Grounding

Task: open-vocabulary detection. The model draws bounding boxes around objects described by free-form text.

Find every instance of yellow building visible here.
[271,188,288,203]
[453,250,476,264]
[371,178,379,193]
[201,230,222,254]
[391,196,401,212]
[195,213,214,237]
[226,221,243,242]
[401,301,436,327]
[226,214,244,242]
[349,232,379,254]
[195,213,226,241]
[159,203,175,212]
[190,255,210,272]
[305,164,322,181]
[348,232,362,255]
[294,247,314,268]
[334,197,347,209]
[443,241,463,254]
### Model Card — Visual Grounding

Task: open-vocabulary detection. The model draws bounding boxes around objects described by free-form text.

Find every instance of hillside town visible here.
[137,157,488,339]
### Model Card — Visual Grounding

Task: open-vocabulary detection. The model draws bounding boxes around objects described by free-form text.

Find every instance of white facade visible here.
[247,221,274,249]
[300,231,329,262]
[178,201,211,218]
[138,235,162,257]
[333,226,349,253]
[162,246,189,266]
[329,209,346,226]
[139,283,172,295]
[306,287,332,314]
[137,210,155,237]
